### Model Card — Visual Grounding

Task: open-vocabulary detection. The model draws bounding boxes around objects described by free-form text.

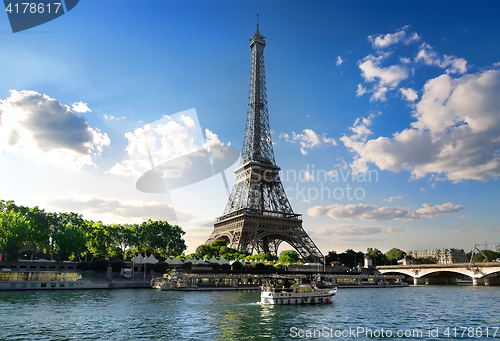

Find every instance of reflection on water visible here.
[0,286,499,340]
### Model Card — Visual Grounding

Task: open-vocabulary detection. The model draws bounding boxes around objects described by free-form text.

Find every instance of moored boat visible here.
[152,271,264,291]
[0,268,110,290]
[456,277,473,286]
[152,275,178,291]
[260,276,337,305]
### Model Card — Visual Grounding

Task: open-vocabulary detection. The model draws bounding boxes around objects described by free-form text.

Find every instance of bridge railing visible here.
[377,262,500,269]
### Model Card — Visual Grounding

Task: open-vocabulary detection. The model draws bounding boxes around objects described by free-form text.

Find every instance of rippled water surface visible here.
[1,286,499,340]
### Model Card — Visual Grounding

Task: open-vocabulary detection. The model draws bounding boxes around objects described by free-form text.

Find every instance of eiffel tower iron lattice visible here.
[206,22,324,263]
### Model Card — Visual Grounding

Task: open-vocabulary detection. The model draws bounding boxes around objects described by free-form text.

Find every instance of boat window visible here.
[50,283,56,288]
[41,283,46,287]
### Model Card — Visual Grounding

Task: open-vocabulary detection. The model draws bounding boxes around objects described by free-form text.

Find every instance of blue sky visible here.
[1,0,499,255]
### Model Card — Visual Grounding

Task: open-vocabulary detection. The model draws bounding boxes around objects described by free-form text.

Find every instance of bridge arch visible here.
[377,264,500,285]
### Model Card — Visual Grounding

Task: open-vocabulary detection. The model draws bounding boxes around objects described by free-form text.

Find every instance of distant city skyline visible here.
[1,1,499,255]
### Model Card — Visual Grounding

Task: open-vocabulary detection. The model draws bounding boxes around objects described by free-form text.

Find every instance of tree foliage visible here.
[384,248,406,264]
[337,249,365,267]
[413,257,436,264]
[0,200,187,261]
[193,240,251,261]
[277,250,301,264]
[366,248,387,266]
[472,249,498,262]
[0,210,29,260]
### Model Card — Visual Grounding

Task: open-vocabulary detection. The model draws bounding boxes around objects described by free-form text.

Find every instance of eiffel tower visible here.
[206,21,324,263]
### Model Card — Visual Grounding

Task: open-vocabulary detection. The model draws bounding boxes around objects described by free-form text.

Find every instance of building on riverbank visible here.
[405,248,468,264]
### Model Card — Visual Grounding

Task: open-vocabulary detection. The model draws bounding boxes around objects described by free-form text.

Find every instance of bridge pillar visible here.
[483,276,500,285]
[413,277,424,285]
[472,278,484,286]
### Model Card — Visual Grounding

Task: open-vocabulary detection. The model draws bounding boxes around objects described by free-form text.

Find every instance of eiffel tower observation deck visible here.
[206,21,324,263]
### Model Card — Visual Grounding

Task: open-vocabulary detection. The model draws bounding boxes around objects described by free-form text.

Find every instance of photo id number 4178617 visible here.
[6,2,62,14]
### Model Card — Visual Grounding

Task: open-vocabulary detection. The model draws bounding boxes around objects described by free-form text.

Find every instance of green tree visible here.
[52,212,88,260]
[366,248,387,266]
[338,249,365,267]
[385,248,406,264]
[0,210,29,260]
[325,250,338,264]
[194,240,251,261]
[121,224,140,259]
[26,206,50,259]
[140,220,187,258]
[278,250,301,264]
[472,250,498,262]
[413,257,436,264]
[85,221,113,259]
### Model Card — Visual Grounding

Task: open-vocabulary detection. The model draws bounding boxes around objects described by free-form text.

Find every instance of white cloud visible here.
[449,229,467,234]
[383,196,402,202]
[0,90,110,168]
[307,202,464,221]
[359,55,409,87]
[458,215,469,219]
[415,43,467,74]
[336,56,344,66]
[301,171,314,181]
[449,227,500,234]
[203,129,231,160]
[342,69,500,182]
[47,197,181,222]
[103,114,125,121]
[356,84,368,97]
[357,27,468,103]
[407,202,466,219]
[106,158,150,178]
[279,128,336,155]
[317,224,408,240]
[358,54,408,102]
[71,101,91,113]
[179,114,196,129]
[371,86,388,102]
[346,112,380,142]
[279,132,290,141]
[399,87,418,102]
[368,26,420,49]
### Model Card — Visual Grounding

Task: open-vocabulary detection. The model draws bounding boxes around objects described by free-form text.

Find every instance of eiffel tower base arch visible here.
[207,209,323,263]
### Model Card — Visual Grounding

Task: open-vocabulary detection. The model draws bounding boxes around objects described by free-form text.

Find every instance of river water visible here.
[0,286,499,340]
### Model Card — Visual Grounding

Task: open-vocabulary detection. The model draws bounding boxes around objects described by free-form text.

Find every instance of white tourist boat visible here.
[260,276,337,305]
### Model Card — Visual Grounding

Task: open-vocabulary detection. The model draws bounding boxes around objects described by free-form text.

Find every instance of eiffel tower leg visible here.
[262,236,270,254]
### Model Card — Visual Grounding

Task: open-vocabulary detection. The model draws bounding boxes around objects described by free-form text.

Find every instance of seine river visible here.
[1,286,499,340]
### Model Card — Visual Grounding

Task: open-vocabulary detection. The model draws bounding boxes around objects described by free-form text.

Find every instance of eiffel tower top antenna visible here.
[256,13,259,32]
[242,12,275,167]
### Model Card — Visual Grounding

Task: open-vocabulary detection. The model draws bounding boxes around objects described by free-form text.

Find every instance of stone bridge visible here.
[377,262,500,285]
